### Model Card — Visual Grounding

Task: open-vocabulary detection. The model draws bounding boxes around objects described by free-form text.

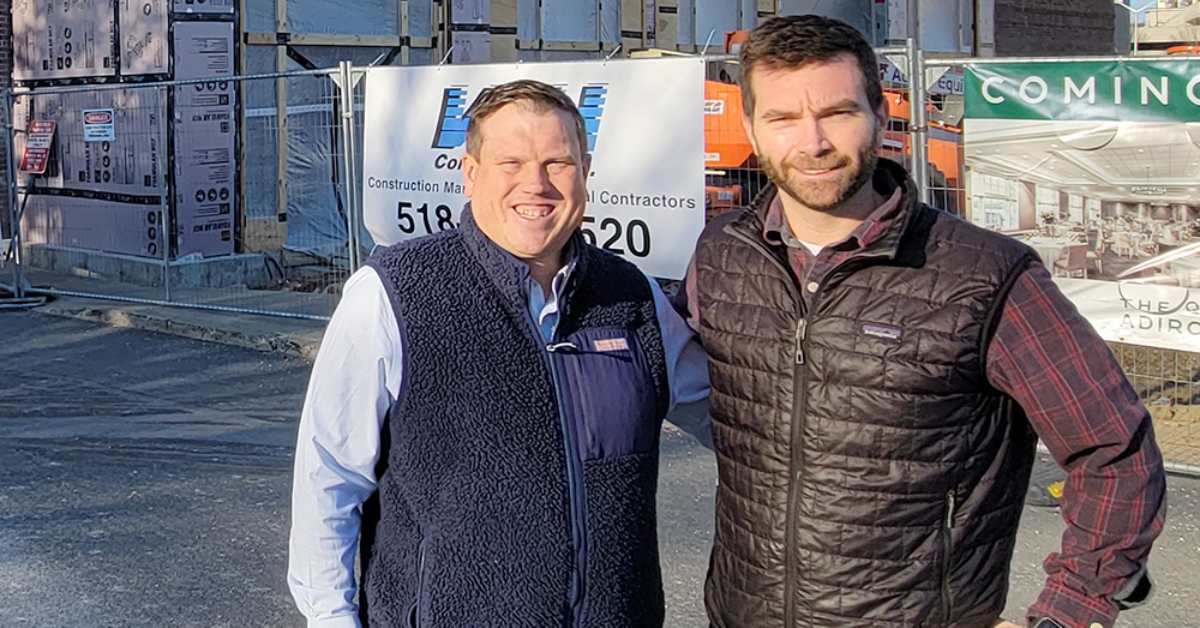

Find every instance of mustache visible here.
[783,154,851,171]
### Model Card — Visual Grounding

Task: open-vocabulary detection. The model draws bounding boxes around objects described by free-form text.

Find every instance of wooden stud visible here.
[275,0,287,33]
[274,46,288,233]
[274,0,288,226]
[491,33,519,61]
[243,32,402,46]
[542,40,603,51]
[657,8,678,51]
[619,0,645,48]
[400,0,411,64]
[492,0,518,27]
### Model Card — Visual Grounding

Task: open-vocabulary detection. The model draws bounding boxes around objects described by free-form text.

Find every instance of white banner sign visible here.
[361,58,706,279]
[1059,278,1200,352]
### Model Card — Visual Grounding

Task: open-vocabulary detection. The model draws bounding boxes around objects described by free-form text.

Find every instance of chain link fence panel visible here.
[7,69,356,320]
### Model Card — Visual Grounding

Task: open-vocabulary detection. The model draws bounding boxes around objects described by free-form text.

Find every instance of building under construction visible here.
[0,0,1123,287]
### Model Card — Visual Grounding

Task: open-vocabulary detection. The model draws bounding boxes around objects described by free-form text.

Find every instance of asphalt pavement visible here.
[2,311,1198,627]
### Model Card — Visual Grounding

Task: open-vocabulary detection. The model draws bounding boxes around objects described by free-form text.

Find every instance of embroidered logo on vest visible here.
[593,338,630,352]
[863,323,903,341]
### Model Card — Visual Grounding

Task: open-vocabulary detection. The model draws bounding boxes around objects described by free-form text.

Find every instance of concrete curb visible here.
[37,304,322,361]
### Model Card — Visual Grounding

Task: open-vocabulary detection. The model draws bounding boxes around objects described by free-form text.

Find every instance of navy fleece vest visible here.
[359,209,670,628]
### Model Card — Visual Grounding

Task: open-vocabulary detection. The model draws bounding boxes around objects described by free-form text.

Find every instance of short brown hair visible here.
[465,79,589,158]
[739,15,883,116]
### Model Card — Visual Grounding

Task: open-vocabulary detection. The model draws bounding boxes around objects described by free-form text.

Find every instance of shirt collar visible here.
[460,202,581,294]
[527,242,579,339]
[525,239,578,301]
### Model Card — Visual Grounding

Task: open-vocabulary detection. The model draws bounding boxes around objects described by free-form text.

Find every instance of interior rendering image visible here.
[966,119,1200,285]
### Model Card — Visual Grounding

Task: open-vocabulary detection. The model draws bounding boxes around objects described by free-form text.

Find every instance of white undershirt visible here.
[795,239,825,256]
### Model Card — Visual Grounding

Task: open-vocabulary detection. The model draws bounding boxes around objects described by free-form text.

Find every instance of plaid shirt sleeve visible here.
[986,262,1167,628]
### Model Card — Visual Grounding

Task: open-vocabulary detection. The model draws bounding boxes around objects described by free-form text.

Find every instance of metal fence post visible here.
[338,61,363,271]
[159,86,172,302]
[907,39,930,205]
[161,204,172,301]
[4,88,26,299]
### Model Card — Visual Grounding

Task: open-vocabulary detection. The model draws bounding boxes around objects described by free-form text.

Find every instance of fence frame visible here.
[3,88,25,301]
[3,66,347,322]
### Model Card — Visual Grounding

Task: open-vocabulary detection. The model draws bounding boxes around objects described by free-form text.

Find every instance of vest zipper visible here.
[784,314,810,627]
[412,536,429,627]
[724,224,808,626]
[724,221,907,626]
[794,319,807,365]
[941,490,956,625]
[545,338,587,627]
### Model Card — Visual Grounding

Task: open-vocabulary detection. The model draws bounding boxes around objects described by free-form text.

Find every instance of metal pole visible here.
[337,61,363,271]
[159,206,171,302]
[346,68,364,271]
[159,86,172,302]
[4,89,26,299]
[907,38,930,205]
[1133,13,1140,55]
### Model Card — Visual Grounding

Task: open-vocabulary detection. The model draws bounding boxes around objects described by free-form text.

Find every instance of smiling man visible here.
[288,80,708,627]
[676,15,1166,628]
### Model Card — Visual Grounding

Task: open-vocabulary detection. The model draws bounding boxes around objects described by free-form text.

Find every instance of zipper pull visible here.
[945,490,956,528]
[547,341,578,353]
[794,319,807,365]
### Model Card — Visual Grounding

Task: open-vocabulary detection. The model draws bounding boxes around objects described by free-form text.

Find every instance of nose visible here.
[517,162,554,195]
[794,116,832,158]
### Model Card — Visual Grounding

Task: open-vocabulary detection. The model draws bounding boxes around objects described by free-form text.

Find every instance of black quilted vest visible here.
[697,162,1039,628]
[359,208,670,627]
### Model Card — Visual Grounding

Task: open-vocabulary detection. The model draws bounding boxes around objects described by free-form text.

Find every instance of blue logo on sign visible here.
[577,84,606,152]
[430,84,608,152]
[431,86,470,150]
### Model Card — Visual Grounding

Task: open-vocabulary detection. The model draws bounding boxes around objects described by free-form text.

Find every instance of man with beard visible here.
[676,15,1166,628]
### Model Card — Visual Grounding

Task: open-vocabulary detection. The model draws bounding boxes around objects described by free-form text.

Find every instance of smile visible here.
[513,204,556,219]
[798,166,842,177]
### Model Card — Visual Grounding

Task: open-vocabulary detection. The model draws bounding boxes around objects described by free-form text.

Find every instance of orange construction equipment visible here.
[704,80,754,170]
[704,78,759,218]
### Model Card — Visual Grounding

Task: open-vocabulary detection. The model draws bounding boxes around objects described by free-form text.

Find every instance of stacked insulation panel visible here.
[11,0,238,260]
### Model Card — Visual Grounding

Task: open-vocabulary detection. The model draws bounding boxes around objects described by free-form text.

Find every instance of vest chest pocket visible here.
[549,327,660,461]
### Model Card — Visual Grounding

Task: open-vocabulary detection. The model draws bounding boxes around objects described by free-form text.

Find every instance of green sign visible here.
[964,60,1200,122]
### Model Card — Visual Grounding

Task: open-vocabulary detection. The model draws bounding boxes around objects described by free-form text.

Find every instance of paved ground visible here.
[2,310,1198,627]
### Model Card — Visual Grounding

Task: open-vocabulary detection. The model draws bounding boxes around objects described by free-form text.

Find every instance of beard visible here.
[760,139,879,214]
